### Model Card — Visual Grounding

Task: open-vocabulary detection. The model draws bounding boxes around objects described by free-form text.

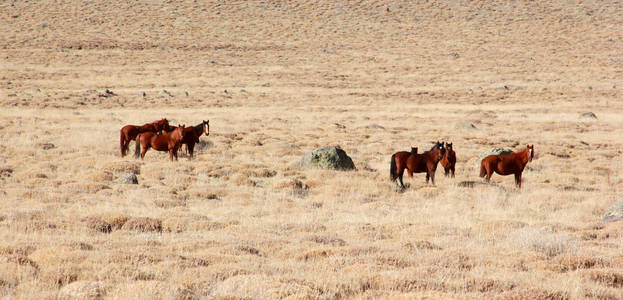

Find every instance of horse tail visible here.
[390,153,397,181]
[479,159,486,177]
[120,130,125,156]
[134,134,141,158]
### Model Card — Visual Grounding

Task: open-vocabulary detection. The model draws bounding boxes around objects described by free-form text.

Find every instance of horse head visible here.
[159,118,171,131]
[445,142,453,151]
[527,144,534,161]
[203,120,210,136]
[431,141,445,162]
[173,124,185,141]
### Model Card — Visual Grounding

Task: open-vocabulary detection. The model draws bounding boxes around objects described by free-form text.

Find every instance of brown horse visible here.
[480,145,534,188]
[119,118,170,157]
[390,142,445,188]
[163,120,210,159]
[135,125,185,160]
[440,142,456,177]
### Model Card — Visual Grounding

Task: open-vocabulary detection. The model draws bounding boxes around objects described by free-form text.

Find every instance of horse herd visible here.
[119,118,209,161]
[390,142,534,189]
[118,118,534,189]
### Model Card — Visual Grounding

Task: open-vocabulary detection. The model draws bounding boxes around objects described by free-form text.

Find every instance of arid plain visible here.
[1,1,623,299]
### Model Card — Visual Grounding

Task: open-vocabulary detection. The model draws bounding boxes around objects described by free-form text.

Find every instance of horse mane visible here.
[193,122,204,135]
[424,143,442,154]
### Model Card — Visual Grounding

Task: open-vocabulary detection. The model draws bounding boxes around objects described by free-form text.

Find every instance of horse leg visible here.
[120,132,125,157]
[451,166,455,178]
[444,167,449,177]
[140,145,148,159]
[398,167,406,189]
[188,142,194,160]
[426,173,430,184]
[515,173,522,189]
[485,167,493,183]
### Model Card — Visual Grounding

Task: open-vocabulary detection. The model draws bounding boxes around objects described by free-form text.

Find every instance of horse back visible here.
[485,154,520,175]
[406,153,429,172]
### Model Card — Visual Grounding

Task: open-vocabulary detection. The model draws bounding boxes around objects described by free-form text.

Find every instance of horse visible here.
[161,120,210,159]
[480,145,534,189]
[440,142,456,177]
[390,142,446,188]
[134,125,186,160]
[119,118,170,157]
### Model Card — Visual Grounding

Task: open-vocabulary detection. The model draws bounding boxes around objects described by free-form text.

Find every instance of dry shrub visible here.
[512,227,571,257]
[99,161,141,175]
[305,235,346,246]
[403,240,442,251]
[230,174,256,187]
[112,281,185,299]
[176,255,210,268]
[102,214,129,230]
[8,210,56,233]
[475,220,528,232]
[121,217,162,233]
[235,245,261,256]
[495,287,570,300]
[65,183,110,194]
[69,242,94,251]
[550,255,605,272]
[83,217,112,233]
[88,170,113,182]
[376,254,413,269]
[212,274,313,299]
[296,248,334,261]
[154,198,186,209]
[41,267,79,287]
[58,280,106,300]
[162,217,227,233]
[430,252,474,271]
[585,269,623,288]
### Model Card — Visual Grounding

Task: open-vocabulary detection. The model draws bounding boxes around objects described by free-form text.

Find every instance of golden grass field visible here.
[1,1,623,299]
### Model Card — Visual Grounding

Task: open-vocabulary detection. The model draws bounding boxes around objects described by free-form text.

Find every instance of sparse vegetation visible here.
[1,0,623,298]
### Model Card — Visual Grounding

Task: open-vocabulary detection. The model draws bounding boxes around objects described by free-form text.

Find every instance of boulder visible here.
[454,122,477,130]
[602,198,623,223]
[59,280,106,299]
[580,112,597,119]
[111,173,138,184]
[290,147,355,170]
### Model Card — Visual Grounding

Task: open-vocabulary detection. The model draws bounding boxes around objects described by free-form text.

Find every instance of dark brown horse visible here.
[119,118,170,157]
[390,142,446,188]
[135,125,185,160]
[480,145,534,188]
[163,120,209,159]
[440,142,456,177]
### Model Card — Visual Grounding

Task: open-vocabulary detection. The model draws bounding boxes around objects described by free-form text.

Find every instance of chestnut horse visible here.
[440,142,456,177]
[119,118,170,157]
[390,142,445,188]
[480,145,534,188]
[163,120,210,159]
[134,125,185,160]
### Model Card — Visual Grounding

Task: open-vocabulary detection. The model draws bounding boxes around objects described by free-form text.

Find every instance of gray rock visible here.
[454,122,477,130]
[111,173,138,184]
[580,112,597,119]
[477,148,513,168]
[602,198,623,222]
[184,91,189,97]
[364,124,385,130]
[162,90,173,97]
[290,147,355,171]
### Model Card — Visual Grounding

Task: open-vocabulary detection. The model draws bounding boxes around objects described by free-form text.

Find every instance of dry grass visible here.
[1,0,623,299]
